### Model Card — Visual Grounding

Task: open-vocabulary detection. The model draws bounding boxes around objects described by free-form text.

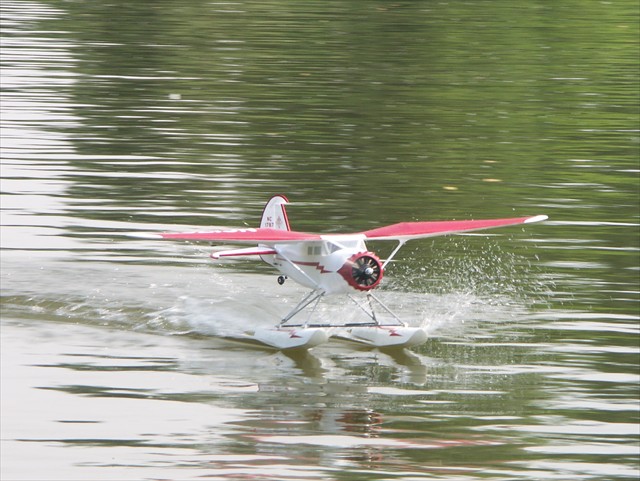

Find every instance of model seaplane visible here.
[137,195,547,350]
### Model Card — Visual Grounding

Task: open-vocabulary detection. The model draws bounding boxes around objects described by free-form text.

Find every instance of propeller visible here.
[338,252,383,291]
[353,255,381,286]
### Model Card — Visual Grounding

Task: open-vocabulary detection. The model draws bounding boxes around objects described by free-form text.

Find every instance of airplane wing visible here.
[361,215,548,241]
[134,227,322,243]
[133,215,547,245]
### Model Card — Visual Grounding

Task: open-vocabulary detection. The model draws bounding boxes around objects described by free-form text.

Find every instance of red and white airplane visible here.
[138,195,547,350]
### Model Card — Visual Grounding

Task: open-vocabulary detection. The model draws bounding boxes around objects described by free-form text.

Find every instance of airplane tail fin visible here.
[260,195,291,231]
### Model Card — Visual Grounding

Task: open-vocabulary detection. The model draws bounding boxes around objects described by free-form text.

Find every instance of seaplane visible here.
[137,195,547,350]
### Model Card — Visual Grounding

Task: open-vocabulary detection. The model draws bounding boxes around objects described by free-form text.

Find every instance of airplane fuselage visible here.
[260,235,384,294]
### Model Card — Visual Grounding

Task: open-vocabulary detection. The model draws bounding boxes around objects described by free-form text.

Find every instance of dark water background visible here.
[1,1,638,480]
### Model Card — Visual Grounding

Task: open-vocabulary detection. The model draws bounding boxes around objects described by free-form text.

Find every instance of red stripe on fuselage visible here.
[293,260,333,274]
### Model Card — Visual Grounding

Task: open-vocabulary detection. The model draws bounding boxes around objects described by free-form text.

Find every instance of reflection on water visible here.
[1,0,639,480]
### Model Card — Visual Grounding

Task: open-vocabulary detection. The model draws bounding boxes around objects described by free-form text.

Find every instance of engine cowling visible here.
[337,252,383,291]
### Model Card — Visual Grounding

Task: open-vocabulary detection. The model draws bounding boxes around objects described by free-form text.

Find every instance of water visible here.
[1,1,638,480]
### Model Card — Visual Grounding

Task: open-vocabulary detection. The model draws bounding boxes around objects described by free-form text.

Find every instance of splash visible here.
[379,236,549,338]
[144,294,281,338]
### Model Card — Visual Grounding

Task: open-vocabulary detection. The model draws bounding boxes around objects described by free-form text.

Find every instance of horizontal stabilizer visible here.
[211,246,277,259]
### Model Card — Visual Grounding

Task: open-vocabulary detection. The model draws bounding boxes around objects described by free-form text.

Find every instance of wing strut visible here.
[382,240,407,269]
[274,247,323,291]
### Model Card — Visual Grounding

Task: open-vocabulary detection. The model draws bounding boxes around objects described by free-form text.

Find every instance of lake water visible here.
[1,1,638,480]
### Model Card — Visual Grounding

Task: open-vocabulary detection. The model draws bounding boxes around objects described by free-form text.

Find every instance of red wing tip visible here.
[524,215,548,224]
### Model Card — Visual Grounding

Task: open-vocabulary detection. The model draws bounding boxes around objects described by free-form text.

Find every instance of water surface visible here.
[1,1,639,480]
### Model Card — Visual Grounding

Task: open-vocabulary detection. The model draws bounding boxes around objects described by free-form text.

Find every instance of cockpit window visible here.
[307,242,342,256]
[307,245,322,256]
[327,242,341,253]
